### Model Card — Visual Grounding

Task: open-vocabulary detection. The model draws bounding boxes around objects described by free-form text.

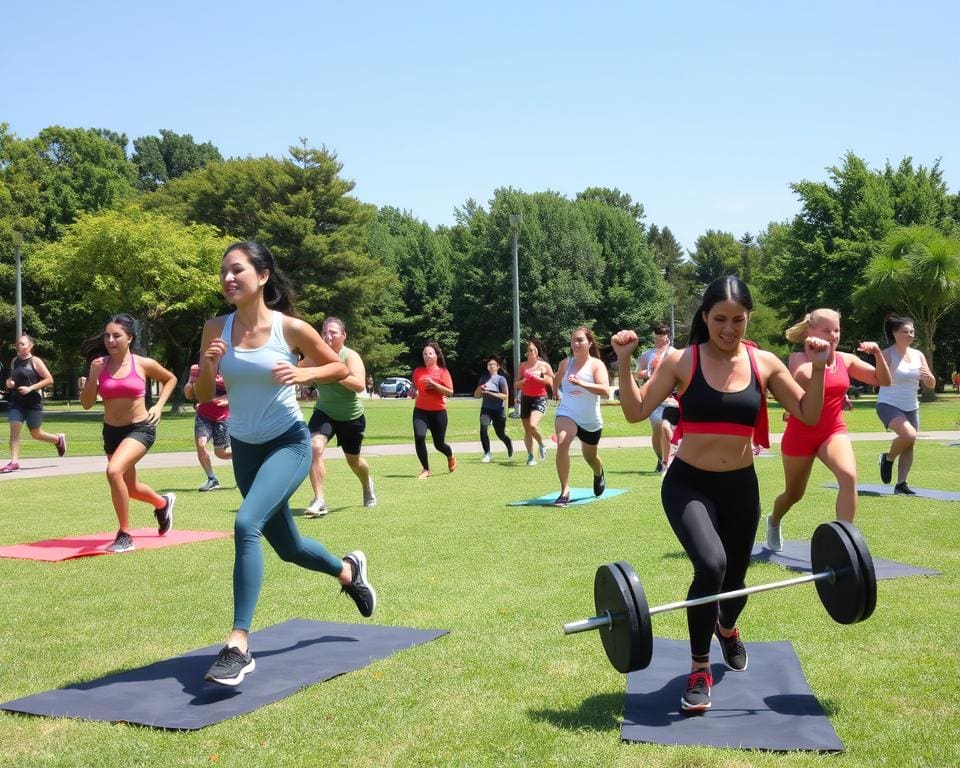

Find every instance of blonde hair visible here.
[785,308,840,344]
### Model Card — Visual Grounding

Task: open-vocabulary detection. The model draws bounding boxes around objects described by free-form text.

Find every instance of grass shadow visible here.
[528,691,624,732]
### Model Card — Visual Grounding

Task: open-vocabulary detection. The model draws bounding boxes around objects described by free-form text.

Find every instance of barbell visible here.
[562,520,877,673]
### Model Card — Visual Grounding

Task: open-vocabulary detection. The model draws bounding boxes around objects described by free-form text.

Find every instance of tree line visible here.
[2,124,959,399]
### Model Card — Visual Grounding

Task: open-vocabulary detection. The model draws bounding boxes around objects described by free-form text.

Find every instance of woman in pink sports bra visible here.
[765,309,891,552]
[80,314,178,554]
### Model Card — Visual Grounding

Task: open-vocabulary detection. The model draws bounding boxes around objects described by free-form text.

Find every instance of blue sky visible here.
[3,1,957,251]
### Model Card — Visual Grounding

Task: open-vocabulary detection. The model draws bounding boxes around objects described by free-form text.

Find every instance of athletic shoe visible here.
[539,443,548,461]
[681,669,713,713]
[155,493,175,535]
[204,645,256,686]
[341,550,377,618]
[507,442,514,459]
[714,623,748,671]
[655,461,663,473]
[0,461,19,473]
[878,453,894,484]
[552,494,570,507]
[363,480,377,508]
[593,468,606,497]
[765,515,783,552]
[526,454,536,467]
[198,477,220,492]
[448,456,457,472]
[416,469,432,480]
[107,530,135,553]
[305,497,328,518]
[894,482,916,496]
[56,434,67,457]
[481,452,493,463]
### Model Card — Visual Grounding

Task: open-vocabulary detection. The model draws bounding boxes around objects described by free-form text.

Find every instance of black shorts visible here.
[103,420,157,455]
[662,405,680,426]
[308,409,366,455]
[520,395,548,419]
[575,425,603,446]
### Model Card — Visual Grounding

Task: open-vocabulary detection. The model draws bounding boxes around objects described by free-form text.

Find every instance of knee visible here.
[693,553,727,589]
[105,464,125,484]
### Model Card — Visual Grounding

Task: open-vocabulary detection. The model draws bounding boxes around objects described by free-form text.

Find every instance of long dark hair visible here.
[81,314,139,364]
[688,276,754,345]
[572,326,601,359]
[224,241,298,317]
[423,341,447,369]
[884,313,914,343]
[527,337,545,359]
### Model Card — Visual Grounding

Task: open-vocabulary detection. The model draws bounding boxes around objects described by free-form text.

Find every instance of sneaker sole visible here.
[680,698,711,712]
[107,545,136,553]
[205,657,256,686]
[158,494,175,535]
[304,509,328,518]
[346,550,377,617]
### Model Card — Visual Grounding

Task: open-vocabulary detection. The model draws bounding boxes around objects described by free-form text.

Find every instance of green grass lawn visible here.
[4,392,960,459]
[1,437,958,766]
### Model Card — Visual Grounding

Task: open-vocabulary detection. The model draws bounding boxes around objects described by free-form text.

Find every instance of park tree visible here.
[575,186,646,229]
[688,229,741,285]
[132,129,223,191]
[145,142,395,366]
[27,207,234,400]
[854,225,960,394]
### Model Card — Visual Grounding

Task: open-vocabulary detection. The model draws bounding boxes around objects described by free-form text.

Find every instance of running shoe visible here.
[681,669,713,713]
[205,645,255,686]
[341,550,377,617]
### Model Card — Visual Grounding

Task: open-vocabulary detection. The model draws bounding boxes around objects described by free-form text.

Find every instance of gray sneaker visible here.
[341,550,376,617]
[156,493,175,535]
[363,480,377,508]
[198,477,221,492]
[107,530,135,553]
[305,497,328,518]
[765,515,783,552]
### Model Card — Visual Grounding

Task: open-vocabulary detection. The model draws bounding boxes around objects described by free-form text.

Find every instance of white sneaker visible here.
[481,452,492,463]
[765,515,783,552]
[526,454,537,467]
[362,481,377,508]
[538,443,548,461]
[304,497,328,518]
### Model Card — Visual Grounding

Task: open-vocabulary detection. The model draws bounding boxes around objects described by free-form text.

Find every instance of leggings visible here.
[660,457,760,660]
[412,408,453,470]
[230,421,343,631]
[479,410,512,454]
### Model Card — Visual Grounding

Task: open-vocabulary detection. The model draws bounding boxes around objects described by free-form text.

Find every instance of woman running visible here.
[474,355,513,463]
[409,342,456,479]
[514,338,554,466]
[80,315,178,553]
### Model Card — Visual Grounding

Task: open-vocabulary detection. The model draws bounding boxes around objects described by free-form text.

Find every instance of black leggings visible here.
[660,457,760,660]
[413,408,453,470]
[479,410,512,454]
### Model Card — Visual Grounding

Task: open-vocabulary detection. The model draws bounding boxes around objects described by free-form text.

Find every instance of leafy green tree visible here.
[575,186,646,229]
[689,229,741,285]
[27,207,234,400]
[854,225,960,395]
[132,129,223,191]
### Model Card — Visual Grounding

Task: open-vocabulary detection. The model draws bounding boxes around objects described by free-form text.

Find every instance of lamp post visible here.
[509,214,522,418]
[13,231,23,340]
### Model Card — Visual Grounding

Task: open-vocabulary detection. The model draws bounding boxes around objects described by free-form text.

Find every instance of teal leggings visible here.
[230,421,343,630]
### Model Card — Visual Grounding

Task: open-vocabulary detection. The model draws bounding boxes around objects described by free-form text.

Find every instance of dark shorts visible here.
[195,414,230,449]
[7,404,44,429]
[876,403,919,431]
[308,409,366,455]
[575,425,603,446]
[103,420,157,455]
[520,395,548,419]
[661,405,680,426]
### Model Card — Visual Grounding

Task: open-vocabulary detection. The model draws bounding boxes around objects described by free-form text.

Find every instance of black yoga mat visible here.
[824,482,960,502]
[2,619,447,730]
[621,637,843,751]
[752,540,939,579]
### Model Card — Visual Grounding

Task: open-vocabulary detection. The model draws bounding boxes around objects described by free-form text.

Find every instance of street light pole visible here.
[509,214,523,418]
[13,232,23,340]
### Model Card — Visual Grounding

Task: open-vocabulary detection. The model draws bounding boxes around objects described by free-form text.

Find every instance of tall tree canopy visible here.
[131,129,223,191]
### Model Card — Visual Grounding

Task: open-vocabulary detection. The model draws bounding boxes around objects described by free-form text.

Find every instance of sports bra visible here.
[98,355,146,400]
[677,343,769,447]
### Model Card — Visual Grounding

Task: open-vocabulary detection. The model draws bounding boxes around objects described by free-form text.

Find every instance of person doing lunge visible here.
[612,276,829,714]
[195,241,376,686]
[80,315,178,553]
[765,309,891,551]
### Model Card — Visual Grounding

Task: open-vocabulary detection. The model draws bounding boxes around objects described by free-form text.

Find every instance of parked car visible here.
[379,377,412,398]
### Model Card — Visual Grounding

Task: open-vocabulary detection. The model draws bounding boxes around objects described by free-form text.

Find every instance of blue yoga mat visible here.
[621,637,843,751]
[2,619,447,730]
[824,483,960,502]
[506,488,628,506]
[751,540,939,579]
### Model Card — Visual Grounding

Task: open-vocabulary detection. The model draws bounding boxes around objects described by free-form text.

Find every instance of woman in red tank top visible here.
[513,338,554,466]
[765,309,891,551]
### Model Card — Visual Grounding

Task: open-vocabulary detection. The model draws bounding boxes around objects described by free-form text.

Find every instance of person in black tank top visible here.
[2,334,66,473]
[613,276,829,714]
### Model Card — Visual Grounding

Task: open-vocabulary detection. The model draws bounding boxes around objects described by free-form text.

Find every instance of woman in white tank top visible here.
[875,315,936,494]
[551,326,610,506]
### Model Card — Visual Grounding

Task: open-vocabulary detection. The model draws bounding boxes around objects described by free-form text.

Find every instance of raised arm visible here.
[611,330,683,423]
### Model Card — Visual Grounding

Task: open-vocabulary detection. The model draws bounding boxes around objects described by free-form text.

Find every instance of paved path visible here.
[3,431,959,481]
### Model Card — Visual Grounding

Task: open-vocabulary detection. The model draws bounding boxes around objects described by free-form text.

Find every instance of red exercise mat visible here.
[0,528,231,562]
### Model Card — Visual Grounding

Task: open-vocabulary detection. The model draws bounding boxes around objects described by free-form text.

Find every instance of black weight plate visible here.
[613,561,653,672]
[594,563,641,673]
[831,520,877,622]
[811,521,866,624]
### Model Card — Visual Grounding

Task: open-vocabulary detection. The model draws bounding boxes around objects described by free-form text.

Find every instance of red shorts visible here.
[780,419,847,457]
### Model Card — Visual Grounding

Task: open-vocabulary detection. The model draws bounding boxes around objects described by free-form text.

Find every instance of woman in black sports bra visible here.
[612,276,830,714]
